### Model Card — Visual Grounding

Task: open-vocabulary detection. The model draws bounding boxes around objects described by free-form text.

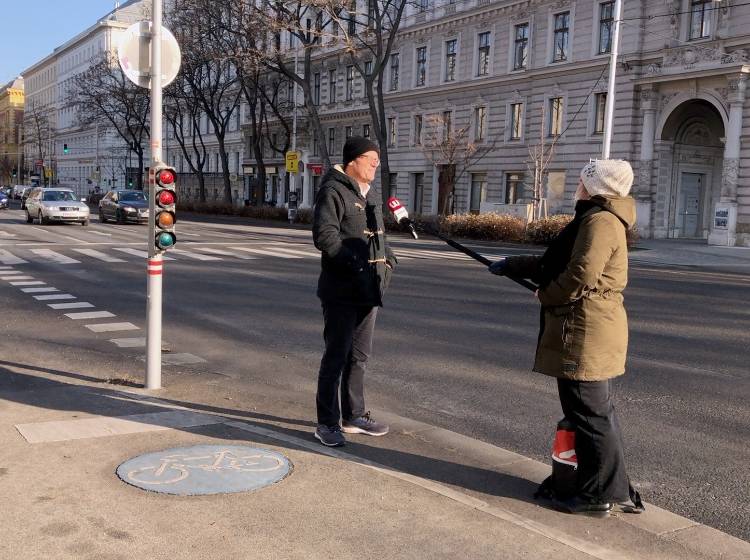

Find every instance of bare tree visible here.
[420,112,496,215]
[23,100,55,186]
[526,102,561,221]
[66,53,150,188]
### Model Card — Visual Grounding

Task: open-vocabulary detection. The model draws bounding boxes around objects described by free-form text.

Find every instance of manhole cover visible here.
[117,445,292,495]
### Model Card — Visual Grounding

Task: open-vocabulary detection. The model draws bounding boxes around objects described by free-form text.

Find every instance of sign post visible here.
[117,3,181,390]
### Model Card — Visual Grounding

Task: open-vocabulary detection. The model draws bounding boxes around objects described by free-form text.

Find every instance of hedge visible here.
[181,202,639,246]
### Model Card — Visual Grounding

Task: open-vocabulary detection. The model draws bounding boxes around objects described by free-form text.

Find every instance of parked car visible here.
[24,188,89,226]
[0,192,8,209]
[98,189,149,224]
[20,187,33,210]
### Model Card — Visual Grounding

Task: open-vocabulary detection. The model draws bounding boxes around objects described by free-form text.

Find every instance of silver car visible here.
[25,188,90,226]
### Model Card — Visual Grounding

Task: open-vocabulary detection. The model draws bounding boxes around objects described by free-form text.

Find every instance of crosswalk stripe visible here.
[271,247,319,258]
[114,248,176,260]
[109,337,146,348]
[34,294,76,301]
[65,310,116,320]
[22,287,59,293]
[168,248,222,261]
[0,249,28,265]
[30,249,81,264]
[195,247,257,259]
[2,275,34,281]
[394,249,469,260]
[49,302,95,310]
[72,248,126,263]
[9,280,46,286]
[235,247,302,259]
[85,322,139,333]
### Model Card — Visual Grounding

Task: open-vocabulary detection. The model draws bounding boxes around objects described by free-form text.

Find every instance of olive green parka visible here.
[505,196,636,381]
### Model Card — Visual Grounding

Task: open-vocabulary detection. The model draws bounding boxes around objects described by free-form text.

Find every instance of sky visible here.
[1,1,122,86]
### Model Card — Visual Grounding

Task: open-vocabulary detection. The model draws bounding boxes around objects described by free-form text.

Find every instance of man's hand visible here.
[488,258,508,276]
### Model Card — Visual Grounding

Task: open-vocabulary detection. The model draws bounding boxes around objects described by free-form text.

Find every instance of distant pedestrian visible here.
[311,137,397,447]
[489,159,643,516]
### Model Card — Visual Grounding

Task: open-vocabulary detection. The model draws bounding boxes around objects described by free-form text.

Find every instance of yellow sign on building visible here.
[285,151,300,173]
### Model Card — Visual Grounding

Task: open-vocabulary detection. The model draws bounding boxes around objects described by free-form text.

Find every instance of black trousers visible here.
[316,304,377,427]
[557,378,630,503]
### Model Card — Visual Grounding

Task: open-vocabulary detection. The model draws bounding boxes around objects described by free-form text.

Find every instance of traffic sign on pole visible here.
[118,21,181,90]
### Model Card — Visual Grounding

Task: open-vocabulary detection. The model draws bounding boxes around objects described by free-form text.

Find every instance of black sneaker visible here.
[552,496,612,518]
[341,412,389,436]
[314,424,346,447]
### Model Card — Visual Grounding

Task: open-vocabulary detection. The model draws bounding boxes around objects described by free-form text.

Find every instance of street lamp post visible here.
[601,0,623,159]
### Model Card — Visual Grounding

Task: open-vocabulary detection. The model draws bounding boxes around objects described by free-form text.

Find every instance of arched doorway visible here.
[658,100,725,238]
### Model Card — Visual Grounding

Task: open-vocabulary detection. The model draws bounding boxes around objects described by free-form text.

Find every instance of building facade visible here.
[0,77,24,185]
[253,0,750,246]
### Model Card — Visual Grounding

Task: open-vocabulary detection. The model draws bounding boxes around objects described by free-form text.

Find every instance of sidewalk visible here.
[629,239,750,269]
[2,358,748,560]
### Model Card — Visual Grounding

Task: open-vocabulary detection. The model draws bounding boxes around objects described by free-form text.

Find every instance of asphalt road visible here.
[1,202,748,541]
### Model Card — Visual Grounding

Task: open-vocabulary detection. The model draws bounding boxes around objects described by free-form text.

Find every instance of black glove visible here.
[488,258,508,276]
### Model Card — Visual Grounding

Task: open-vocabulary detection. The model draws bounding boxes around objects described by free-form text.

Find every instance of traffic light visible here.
[63,143,69,154]
[12,168,17,178]
[153,164,177,252]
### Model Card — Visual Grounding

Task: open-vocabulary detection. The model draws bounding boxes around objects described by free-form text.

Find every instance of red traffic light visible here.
[157,190,175,206]
[156,169,175,186]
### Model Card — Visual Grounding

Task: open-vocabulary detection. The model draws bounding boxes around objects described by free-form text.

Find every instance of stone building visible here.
[253,0,750,246]
[0,77,24,185]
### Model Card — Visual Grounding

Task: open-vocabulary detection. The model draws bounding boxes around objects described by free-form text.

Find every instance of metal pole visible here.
[288,47,298,223]
[146,0,164,390]
[602,0,623,159]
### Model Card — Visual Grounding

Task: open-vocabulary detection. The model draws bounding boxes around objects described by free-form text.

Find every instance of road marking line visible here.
[15,410,223,444]
[88,230,112,237]
[72,248,126,262]
[0,249,27,264]
[235,247,302,259]
[30,248,81,264]
[270,247,319,258]
[110,337,146,348]
[9,280,46,286]
[160,353,207,366]
[49,302,95,310]
[34,294,76,301]
[22,287,59,293]
[2,275,34,280]
[85,322,139,333]
[64,311,116,320]
[1,270,27,275]
[114,248,176,260]
[194,247,257,260]
[168,248,222,261]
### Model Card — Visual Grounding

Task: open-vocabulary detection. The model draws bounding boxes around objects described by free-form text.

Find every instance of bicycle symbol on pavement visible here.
[117,445,292,495]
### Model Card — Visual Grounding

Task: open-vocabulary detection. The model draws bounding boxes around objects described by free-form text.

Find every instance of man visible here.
[312,137,397,447]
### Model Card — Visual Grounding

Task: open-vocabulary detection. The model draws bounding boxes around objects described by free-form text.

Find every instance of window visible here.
[505,173,523,204]
[413,114,423,146]
[690,0,712,40]
[510,103,523,140]
[477,32,491,76]
[389,173,398,198]
[470,173,487,213]
[328,127,336,154]
[329,69,336,103]
[412,173,424,213]
[389,53,400,91]
[418,0,428,13]
[388,117,397,147]
[313,73,321,105]
[348,0,357,35]
[514,23,529,70]
[443,110,452,139]
[552,12,570,62]
[313,133,319,156]
[416,47,427,86]
[345,126,353,138]
[598,2,614,54]
[474,106,486,141]
[346,66,354,100]
[363,123,371,139]
[365,60,373,76]
[445,39,457,82]
[594,92,607,134]
[548,97,563,137]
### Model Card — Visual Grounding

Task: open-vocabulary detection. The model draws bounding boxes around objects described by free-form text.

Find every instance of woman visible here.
[490,159,642,516]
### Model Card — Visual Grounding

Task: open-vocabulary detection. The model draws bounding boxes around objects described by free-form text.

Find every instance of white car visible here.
[25,188,90,226]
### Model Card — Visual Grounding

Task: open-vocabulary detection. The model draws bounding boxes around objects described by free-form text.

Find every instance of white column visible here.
[636,87,658,238]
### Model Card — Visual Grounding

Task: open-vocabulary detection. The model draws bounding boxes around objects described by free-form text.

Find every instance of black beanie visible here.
[343,136,380,168]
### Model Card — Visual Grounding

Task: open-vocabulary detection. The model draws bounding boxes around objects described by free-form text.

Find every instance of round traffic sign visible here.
[118,21,182,89]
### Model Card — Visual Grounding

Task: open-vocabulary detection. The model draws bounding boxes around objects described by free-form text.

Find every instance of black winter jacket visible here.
[313,165,397,306]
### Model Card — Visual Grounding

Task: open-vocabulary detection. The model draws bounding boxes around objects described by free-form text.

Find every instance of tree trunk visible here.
[197,171,206,203]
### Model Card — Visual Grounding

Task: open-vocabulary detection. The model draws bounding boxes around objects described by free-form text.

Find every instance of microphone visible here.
[387,197,418,239]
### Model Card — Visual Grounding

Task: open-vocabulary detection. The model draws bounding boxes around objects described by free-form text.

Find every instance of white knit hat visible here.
[580,159,633,198]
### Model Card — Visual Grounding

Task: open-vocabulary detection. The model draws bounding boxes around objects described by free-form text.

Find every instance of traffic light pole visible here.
[601,0,622,159]
[146,0,164,390]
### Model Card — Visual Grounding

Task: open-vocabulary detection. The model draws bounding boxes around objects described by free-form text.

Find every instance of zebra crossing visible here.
[0,243,504,267]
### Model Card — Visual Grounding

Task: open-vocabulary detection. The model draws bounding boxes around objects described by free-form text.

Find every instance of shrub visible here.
[524,215,573,245]
[441,213,527,242]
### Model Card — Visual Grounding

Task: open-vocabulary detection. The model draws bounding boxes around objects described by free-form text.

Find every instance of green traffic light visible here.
[156,232,176,250]
[63,143,69,154]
